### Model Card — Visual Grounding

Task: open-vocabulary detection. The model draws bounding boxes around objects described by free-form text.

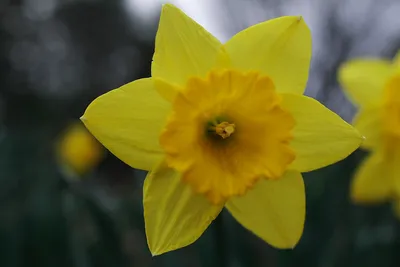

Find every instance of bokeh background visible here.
[1,0,400,266]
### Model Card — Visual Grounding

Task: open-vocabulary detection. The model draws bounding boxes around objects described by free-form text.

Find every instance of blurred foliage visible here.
[1,0,400,267]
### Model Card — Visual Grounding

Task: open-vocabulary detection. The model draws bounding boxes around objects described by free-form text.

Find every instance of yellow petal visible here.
[226,171,305,249]
[352,106,383,150]
[338,59,392,106]
[224,16,311,94]
[81,78,169,171]
[143,161,223,255]
[154,47,232,104]
[152,4,222,86]
[351,151,392,204]
[154,78,178,103]
[281,94,363,172]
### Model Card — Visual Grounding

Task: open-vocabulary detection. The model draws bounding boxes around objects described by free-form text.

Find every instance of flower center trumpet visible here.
[160,70,295,204]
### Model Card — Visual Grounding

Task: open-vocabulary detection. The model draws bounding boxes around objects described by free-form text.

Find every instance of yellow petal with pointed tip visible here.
[352,106,383,150]
[152,4,222,86]
[224,16,311,94]
[351,151,392,204]
[144,162,223,256]
[281,93,363,172]
[226,171,305,249]
[338,59,392,106]
[81,78,169,171]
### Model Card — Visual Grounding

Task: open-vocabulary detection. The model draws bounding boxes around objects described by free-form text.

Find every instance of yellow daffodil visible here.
[339,51,400,204]
[57,122,104,176]
[81,4,362,255]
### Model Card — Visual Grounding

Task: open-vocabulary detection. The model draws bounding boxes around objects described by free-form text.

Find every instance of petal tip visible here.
[349,123,364,143]
[162,3,178,12]
[285,15,306,26]
[150,250,161,257]
[356,129,365,141]
[147,245,172,257]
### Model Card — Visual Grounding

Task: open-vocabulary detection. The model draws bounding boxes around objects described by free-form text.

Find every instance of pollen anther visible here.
[213,121,236,139]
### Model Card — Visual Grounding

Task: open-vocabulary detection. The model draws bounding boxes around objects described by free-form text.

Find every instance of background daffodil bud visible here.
[56,122,104,177]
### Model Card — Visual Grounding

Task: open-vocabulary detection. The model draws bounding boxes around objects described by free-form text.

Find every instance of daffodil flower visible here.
[339,51,400,204]
[81,4,362,255]
[57,122,104,176]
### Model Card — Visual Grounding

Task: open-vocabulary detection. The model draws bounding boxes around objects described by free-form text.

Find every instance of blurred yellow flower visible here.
[57,122,104,176]
[339,51,400,204]
[81,4,362,255]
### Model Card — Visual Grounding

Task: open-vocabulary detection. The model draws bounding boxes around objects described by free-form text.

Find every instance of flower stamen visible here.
[212,121,236,139]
